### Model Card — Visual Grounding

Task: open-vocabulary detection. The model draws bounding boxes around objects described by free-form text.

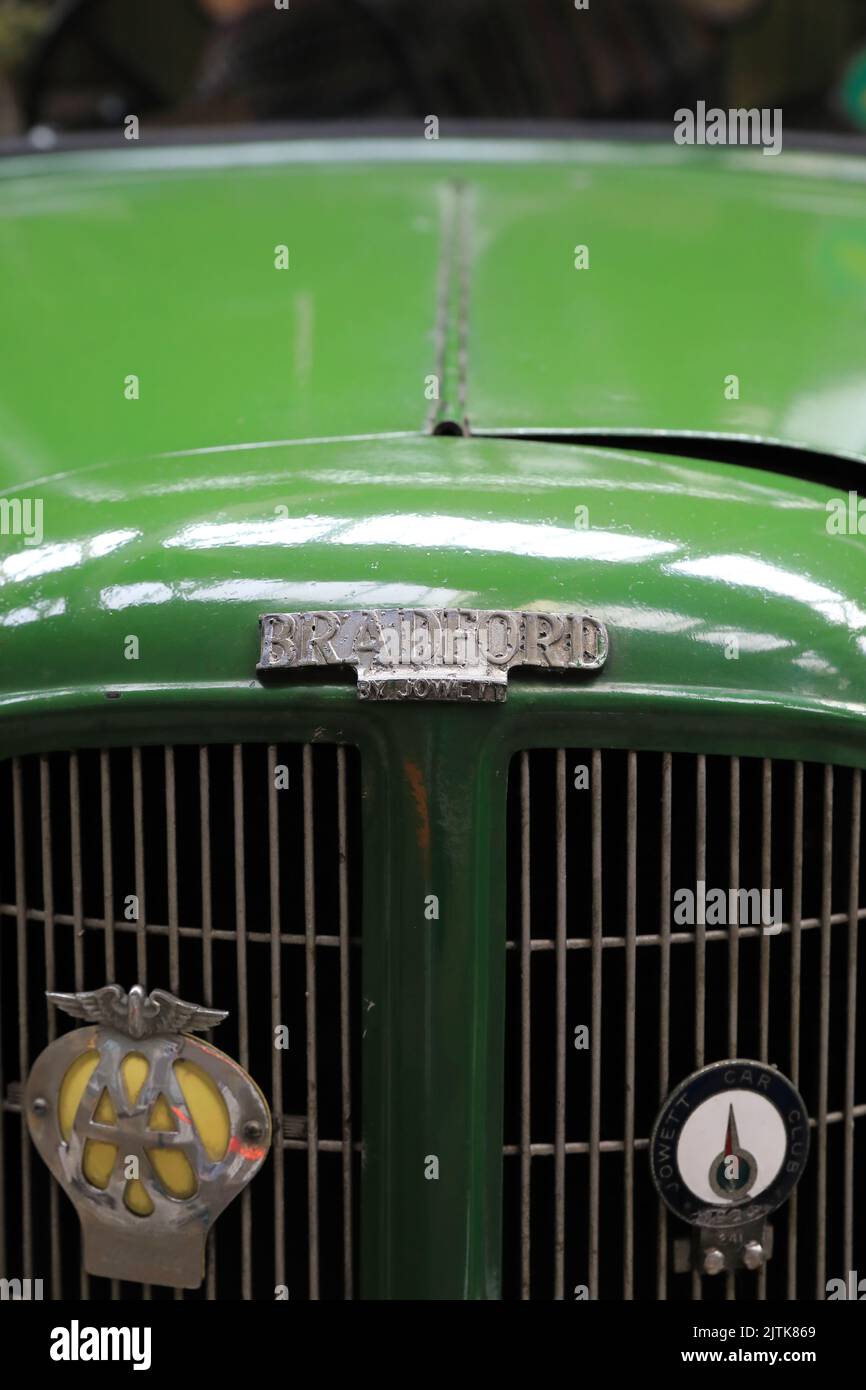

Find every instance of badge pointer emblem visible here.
[708,1103,757,1199]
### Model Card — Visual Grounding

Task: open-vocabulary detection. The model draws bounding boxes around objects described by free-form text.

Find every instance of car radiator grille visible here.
[503,748,866,1301]
[0,743,361,1300]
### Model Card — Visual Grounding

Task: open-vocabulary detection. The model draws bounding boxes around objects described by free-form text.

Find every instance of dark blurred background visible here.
[1,0,866,142]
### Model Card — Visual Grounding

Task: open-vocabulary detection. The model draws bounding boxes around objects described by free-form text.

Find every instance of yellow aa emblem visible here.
[26,985,271,1289]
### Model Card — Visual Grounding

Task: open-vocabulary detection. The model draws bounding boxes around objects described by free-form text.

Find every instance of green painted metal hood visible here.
[0,436,863,724]
[465,144,866,461]
[1,138,866,475]
[0,139,865,738]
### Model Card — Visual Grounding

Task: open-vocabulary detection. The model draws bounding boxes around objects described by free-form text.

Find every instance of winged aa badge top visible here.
[25,985,271,1290]
[46,983,229,1039]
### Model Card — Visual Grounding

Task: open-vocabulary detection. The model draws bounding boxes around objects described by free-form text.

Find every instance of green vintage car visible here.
[0,131,865,1303]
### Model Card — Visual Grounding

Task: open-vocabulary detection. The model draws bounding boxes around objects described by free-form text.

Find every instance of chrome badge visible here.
[258,608,608,701]
[26,985,271,1289]
[649,1060,809,1276]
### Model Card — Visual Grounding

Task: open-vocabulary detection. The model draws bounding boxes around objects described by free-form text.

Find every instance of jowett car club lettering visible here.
[649,1060,810,1277]
[258,608,608,701]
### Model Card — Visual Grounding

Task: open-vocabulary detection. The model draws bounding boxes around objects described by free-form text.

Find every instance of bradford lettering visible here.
[258,608,608,701]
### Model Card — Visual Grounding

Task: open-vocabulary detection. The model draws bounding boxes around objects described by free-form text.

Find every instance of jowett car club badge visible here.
[26,985,271,1289]
[258,608,608,701]
[649,1060,809,1275]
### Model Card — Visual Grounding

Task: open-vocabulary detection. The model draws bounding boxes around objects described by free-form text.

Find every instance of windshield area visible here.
[2,0,866,140]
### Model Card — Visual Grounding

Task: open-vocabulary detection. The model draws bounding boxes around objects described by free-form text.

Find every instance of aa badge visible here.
[25,984,271,1289]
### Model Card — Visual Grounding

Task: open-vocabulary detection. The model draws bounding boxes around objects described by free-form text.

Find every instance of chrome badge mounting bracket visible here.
[649,1059,810,1278]
[25,985,272,1290]
[258,608,608,702]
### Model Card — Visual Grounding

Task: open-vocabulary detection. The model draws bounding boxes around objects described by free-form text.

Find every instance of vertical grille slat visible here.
[623,751,636,1301]
[691,754,705,1304]
[725,756,741,1305]
[98,748,120,1303]
[12,758,32,1283]
[786,761,804,1301]
[99,751,116,983]
[198,745,217,1304]
[336,745,354,1301]
[0,742,361,1301]
[39,759,56,1045]
[656,751,671,1300]
[694,754,707,1070]
[163,748,184,1305]
[756,759,773,1302]
[131,748,147,989]
[519,750,531,1300]
[816,765,833,1297]
[554,748,567,1301]
[39,756,62,1299]
[504,748,866,1302]
[843,768,861,1277]
[302,743,320,1302]
[759,760,772,1066]
[232,745,252,1302]
[727,759,740,1054]
[267,745,285,1296]
[68,752,88,1300]
[164,747,180,997]
[69,754,85,992]
[589,748,603,1302]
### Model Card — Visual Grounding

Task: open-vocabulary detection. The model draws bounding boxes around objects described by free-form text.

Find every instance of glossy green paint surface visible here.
[3,139,866,469]
[1,139,866,1299]
[466,149,866,459]
[0,437,863,729]
[0,153,441,474]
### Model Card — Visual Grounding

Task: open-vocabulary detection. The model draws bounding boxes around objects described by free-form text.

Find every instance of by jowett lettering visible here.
[358,677,506,702]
